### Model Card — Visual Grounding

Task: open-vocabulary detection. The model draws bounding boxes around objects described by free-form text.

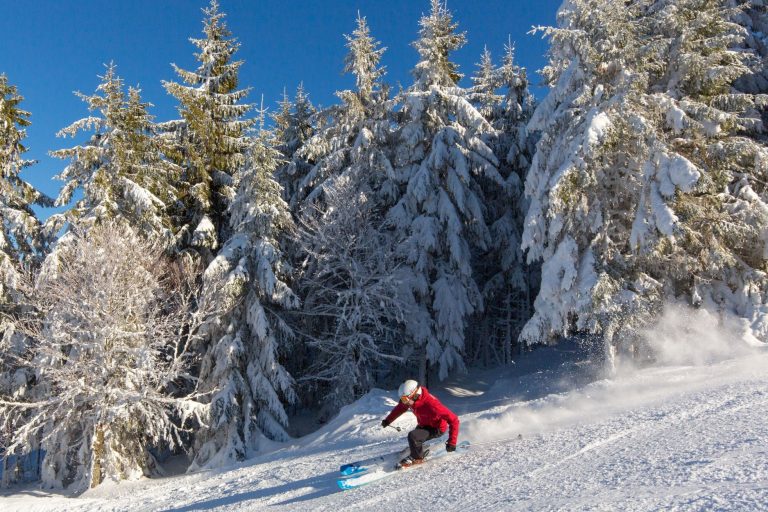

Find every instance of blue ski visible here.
[337,441,470,490]
[339,446,409,478]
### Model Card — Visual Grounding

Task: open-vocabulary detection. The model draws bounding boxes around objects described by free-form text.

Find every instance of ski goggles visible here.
[400,390,419,404]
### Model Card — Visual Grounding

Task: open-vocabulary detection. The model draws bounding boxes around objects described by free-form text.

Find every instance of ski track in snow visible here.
[2,348,768,511]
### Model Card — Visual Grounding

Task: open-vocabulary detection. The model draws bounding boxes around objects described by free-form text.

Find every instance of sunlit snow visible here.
[3,310,766,511]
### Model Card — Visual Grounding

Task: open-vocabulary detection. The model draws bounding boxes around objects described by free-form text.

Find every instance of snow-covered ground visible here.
[3,339,767,511]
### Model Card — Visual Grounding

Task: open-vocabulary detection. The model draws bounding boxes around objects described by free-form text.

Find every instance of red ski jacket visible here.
[384,386,460,446]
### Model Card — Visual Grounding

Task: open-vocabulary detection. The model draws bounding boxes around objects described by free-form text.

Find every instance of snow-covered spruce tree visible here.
[495,42,537,183]
[287,14,403,418]
[292,14,395,212]
[190,127,299,470]
[0,74,52,326]
[0,221,206,490]
[161,0,254,262]
[469,46,502,120]
[387,0,502,380]
[296,178,406,419]
[521,0,651,352]
[272,85,316,209]
[467,43,536,365]
[634,0,768,342]
[290,13,394,214]
[1,77,53,482]
[47,64,178,246]
[521,0,768,358]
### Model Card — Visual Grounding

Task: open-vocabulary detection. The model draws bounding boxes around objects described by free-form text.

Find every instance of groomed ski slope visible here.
[3,342,767,511]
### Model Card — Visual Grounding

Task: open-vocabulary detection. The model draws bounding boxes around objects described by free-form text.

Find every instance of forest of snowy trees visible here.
[1,0,766,491]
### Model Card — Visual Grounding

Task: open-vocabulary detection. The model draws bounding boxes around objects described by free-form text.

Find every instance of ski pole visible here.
[387,424,402,432]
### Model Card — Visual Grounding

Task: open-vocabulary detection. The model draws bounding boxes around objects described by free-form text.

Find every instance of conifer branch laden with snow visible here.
[190,129,300,470]
[160,0,255,262]
[385,0,504,381]
[0,74,52,322]
[521,0,768,361]
[47,64,178,247]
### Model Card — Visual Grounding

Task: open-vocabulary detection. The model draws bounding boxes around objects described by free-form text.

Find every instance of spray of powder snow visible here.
[462,303,765,445]
[639,302,762,366]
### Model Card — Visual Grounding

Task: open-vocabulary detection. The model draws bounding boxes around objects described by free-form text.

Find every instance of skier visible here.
[381,379,460,468]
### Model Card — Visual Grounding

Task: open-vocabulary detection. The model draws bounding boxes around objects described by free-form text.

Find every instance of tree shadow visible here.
[0,488,66,498]
[162,469,339,511]
[438,339,603,416]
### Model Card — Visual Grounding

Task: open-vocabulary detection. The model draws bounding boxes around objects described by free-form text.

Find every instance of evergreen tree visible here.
[0,77,52,485]
[522,0,650,354]
[47,64,177,246]
[468,43,536,365]
[469,46,502,120]
[190,126,299,470]
[161,0,254,261]
[636,0,768,343]
[410,0,466,89]
[387,0,502,380]
[496,43,537,171]
[293,14,394,211]
[521,0,768,362]
[272,85,316,209]
[292,14,405,415]
[0,74,51,322]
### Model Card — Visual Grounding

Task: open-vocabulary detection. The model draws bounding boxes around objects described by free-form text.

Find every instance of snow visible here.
[666,102,686,134]
[584,111,611,149]
[651,182,678,236]
[4,324,767,511]
[191,215,217,249]
[656,153,700,198]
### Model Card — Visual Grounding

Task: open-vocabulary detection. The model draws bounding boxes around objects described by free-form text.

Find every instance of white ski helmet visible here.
[398,379,421,400]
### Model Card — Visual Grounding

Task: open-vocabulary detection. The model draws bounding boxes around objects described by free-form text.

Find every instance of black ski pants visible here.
[408,426,442,459]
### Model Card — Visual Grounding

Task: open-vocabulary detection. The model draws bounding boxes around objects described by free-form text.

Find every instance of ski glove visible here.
[381,420,389,429]
[446,443,456,452]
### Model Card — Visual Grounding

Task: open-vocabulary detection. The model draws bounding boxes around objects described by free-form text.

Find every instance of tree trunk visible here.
[90,424,105,488]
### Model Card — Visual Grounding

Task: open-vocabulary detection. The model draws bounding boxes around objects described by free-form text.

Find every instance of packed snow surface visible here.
[3,341,767,511]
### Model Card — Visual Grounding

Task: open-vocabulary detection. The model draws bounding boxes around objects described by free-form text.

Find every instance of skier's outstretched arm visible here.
[382,402,408,427]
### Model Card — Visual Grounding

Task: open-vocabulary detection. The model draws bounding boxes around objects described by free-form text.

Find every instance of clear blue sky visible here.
[0,0,561,214]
